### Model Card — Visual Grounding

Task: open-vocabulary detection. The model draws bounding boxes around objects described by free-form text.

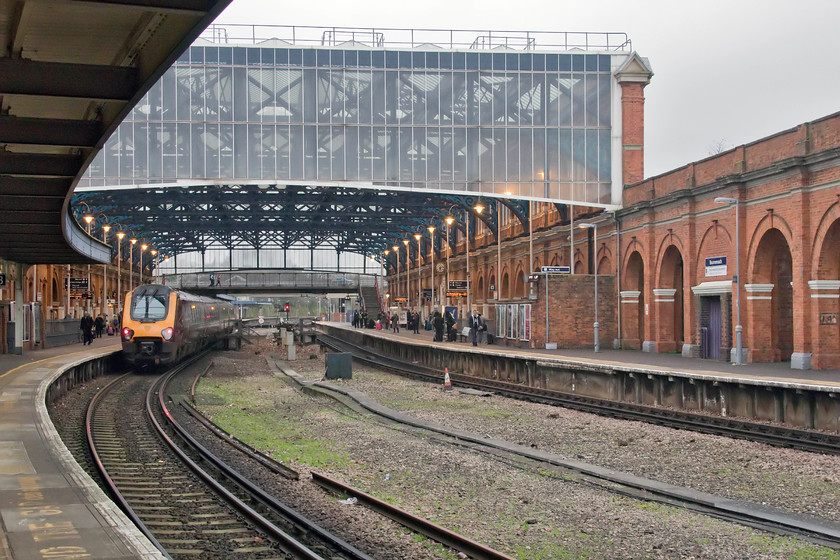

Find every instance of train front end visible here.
[121,285,179,370]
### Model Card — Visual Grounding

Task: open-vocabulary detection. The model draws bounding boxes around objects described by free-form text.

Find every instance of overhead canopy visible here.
[0,0,232,264]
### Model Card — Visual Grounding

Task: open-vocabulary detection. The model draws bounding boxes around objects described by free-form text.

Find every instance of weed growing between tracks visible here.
[193,347,840,560]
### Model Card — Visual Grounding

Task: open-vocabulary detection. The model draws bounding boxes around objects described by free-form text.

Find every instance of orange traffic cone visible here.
[443,368,453,391]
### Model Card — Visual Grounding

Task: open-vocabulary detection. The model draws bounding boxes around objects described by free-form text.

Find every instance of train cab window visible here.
[130,286,170,322]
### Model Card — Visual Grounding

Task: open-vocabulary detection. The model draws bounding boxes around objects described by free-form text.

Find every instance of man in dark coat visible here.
[432,311,444,342]
[80,313,94,345]
[94,315,105,338]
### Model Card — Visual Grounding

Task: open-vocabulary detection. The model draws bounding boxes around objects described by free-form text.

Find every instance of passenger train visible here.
[121,284,237,370]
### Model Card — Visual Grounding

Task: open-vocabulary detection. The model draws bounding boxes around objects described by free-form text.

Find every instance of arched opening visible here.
[813,217,840,368]
[624,251,645,349]
[477,276,485,301]
[52,278,59,304]
[501,272,509,299]
[659,245,685,351]
[751,228,793,362]
[514,269,525,298]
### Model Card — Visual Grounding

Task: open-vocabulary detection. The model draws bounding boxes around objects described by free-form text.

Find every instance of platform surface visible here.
[0,335,162,560]
[321,322,840,390]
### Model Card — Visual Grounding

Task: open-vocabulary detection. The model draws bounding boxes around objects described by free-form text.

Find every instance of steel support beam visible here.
[0,59,137,100]
[0,115,102,147]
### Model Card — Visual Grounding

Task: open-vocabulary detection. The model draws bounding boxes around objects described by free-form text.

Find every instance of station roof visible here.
[0,0,231,264]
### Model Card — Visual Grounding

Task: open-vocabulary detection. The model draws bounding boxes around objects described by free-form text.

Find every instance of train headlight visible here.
[121,328,134,341]
[161,327,174,341]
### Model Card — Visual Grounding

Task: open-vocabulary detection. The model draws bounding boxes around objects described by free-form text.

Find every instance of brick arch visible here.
[573,248,585,274]
[514,262,526,298]
[749,227,793,362]
[622,250,645,349]
[654,232,686,285]
[745,213,795,283]
[621,236,645,272]
[596,244,613,275]
[533,258,542,272]
[655,244,685,350]
[695,221,732,271]
[477,275,485,301]
[550,253,560,266]
[811,201,840,279]
[501,269,510,300]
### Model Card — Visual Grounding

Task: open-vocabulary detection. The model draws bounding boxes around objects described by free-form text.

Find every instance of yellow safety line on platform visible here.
[0,349,99,380]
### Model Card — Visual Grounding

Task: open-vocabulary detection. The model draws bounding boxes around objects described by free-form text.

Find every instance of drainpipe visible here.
[614,211,621,349]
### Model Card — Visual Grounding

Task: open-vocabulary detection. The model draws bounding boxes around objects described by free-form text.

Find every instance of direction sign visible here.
[704,256,727,277]
[541,266,571,274]
[448,280,467,290]
[0,273,5,286]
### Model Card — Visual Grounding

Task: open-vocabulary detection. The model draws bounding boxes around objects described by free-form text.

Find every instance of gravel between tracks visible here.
[192,339,840,560]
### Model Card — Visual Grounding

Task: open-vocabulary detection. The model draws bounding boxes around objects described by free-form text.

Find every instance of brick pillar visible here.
[620,290,641,349]
[745,284,773,362]
[653,288,677,352]
[615,53,653,186]
[809,280,840,369]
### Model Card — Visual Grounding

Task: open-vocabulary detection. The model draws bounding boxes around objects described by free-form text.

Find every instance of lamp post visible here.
[578,223,599,353]
[383,249,390,301]
[150,250,158,282]
[102,225,110,315]
[414,233,422,310]
[715,196,742,365]
[129,238,137,295]
[84,215,93,314]
[140,244,148,285]
[403,239,410,309]
[428,226,436,309]
[392,245,400,304]
[473,202,484,310]
[445,216,454,308]
[116,232,125,314]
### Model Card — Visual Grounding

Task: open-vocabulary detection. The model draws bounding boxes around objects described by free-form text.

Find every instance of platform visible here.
[323,322,840,390]
[319,322,840,432]
[0,336,163,560]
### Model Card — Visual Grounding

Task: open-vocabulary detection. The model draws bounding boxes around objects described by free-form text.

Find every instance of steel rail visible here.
[154,364,375,560]
[85,372,173,560]
[317,332,840,455]
[311,472,517,560]
[313,333,840,548]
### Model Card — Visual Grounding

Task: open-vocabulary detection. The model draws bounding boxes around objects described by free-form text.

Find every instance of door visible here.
[707,297,721,360]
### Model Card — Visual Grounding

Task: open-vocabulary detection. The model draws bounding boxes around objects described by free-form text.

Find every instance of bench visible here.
[458,326,472,342]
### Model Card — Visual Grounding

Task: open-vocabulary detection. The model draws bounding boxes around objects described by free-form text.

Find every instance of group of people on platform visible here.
[351,306,490,346]
[79,312,121,345]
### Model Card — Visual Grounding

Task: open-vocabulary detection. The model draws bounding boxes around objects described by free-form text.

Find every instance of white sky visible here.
[215,0,840,179]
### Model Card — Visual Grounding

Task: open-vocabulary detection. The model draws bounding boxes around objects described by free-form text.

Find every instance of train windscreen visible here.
[130,287,170,322]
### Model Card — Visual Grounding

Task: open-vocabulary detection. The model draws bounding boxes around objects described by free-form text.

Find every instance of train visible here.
[121,284,237,370]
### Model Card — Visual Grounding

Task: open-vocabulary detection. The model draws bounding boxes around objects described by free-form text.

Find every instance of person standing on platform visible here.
[391,311,400,333]
[80,313,94,345]
[469,309,479,346]
[477,313,486,344]
[412,310,420,334]
[94,315,105,338]
[432,311,444,342]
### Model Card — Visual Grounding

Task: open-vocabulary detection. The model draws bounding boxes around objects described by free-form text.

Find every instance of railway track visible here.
[314,332,840,548]
[85,357,376,559]
[316,332,840,455]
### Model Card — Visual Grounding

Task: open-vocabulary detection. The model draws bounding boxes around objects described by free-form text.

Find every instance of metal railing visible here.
[162,270,378,291]
[199,24,632,52]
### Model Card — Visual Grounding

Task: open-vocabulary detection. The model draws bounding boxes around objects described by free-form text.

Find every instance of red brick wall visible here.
[531,275,617,349]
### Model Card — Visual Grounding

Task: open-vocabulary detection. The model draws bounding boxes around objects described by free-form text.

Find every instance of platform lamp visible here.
[471,201,485,315]
[403,239,410,309]
[116,231,125,314]
[578,222,599,353]
[445,215,454,308]
[129,238,137,295]
[140,244,148,285]
[83,214,94,315]
[392,245,400,304]
[427,226,436,309]
[414,233,422,310]
[150,250,158,282]
[714,196,742,365]
[383,249,390,301]
[102,225,110,315]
